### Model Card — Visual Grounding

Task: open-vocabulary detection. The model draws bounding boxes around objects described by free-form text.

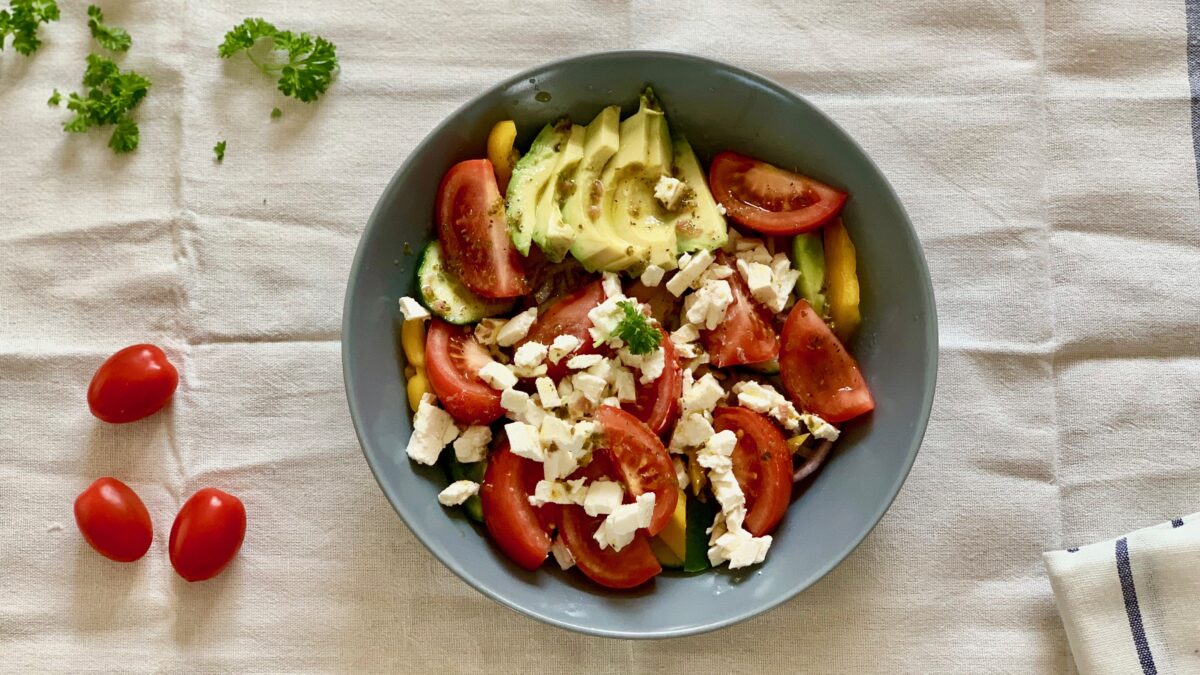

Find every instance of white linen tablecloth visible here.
[3,1,1199,672]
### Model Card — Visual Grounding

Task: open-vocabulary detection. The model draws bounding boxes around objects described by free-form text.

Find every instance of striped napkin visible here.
[1044,515,1200,674]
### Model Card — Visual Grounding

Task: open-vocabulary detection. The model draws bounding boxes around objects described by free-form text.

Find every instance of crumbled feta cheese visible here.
[614,368,637,401]
[654,175,688,211]
[478,360,518,391]
[733,380,802,431]
[684,279,734,330]
[547,334,582,363]
[673,456,689,490]
[405,395,459,465]
[699,429,773,568]
[587,296,628,347]
[529,478,588,506]
[682,372,725,413]
[675,342,702,360]
[601,396,622,409]
[567,353,604,370]
[697,430,738,473]
[669,412,716,451]
[801,413,841,441]
[543,447,579,481]
[398,297,430,321]
[549,537,575,570]
[437,480,480,506]
[513,342,548,369]
[665,249,715,296]
[571,372,608,404]
[710,528,772,569]
[496,308,538,347]
[474,318,506,346]
[586,357,615,383]
[505,421,543,462]
[618,347,666,384]
[452,425,491,463]
[640,264,666,287]
[540,415,573,448]
[671,324,700,345]
[602,272,623,298]
[737,259,773,296]
[535,377,562,408]
[704,264,734,280]
[501,388,544,426]
[716,202,727,216]
[582,480,624,516]
[593,492,656,551]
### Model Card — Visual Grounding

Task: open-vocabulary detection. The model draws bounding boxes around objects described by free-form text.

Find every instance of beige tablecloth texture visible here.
[3,1,1199,672]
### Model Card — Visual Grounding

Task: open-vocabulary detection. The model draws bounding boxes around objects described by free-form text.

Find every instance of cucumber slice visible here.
[683,493,719,573]
[441,453,487,522]
[416,241,514,325]
[791,232,827,316]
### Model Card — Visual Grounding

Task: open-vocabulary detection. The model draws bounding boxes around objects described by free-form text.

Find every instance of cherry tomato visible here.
[520,279,606,381]
[702,252,780,368]
[779,299,875,423]
[169,488,247,582]
[74,477,153,562]
[480,440,551,570]
[595,406,678,536]
[425,319,503,426]
[708,151,847,235]
[714,406,792,536]
[624,330,682,437]
[436,159,529,299]
[87,344,178,424]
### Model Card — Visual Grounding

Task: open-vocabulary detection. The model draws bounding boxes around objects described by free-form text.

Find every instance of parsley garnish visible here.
[218,18,338,103]
[612,301,662,355]
[213,139,226,162]
[61,53,150,154]
[0,0,59,56]
[270,106,281,119]
[47,87,60,105]
[86,4,129,52]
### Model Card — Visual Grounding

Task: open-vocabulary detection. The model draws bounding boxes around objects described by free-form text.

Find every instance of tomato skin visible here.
[595,406,678,536]
[702,252,780,368]
[87,344,178,424]
[520,279,606,381]
[558,505,661,590]
[436,159,529,299]
[624,331,681,437]
[169,488,246,582]
[424,319,503,426]
[779,300,875,423]
[713,407,792,536]
[708,151,847,235]
[74,477,153,563]
[480,441,551,571]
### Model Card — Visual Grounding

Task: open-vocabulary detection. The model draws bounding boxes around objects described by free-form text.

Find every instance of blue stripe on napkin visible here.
[1188,0,1200,190]
[1115,537,1157,675]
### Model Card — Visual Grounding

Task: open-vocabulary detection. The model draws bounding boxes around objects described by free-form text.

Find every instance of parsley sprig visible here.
[86,4,129,52]
[0,0,59,56]
[613,301,662,355]
[218,18,338,103]
[213,140,226,162]
[62,53,150,153]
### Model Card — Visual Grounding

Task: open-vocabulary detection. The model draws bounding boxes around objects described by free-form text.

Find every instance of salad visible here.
[397,89,874,590]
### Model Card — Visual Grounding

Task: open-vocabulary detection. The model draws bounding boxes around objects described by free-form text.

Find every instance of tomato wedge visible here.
[702,251,780,368]
[558,505,661,590]
[480,440,551,571]
[708,151,847,235]
[425,319,503,426]
[521,279,605,381]
[595,406,678,536]
[779,299,875,423]
[624,331,682,437]
[714,407,792,537]
[436,159,529,299]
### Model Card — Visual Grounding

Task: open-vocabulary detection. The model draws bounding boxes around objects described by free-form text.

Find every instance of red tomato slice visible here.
[595,406,678,536]
[74,477,154,562]
[702,252,780,368]
[425,319,503,426]
[709,151,847,235]
[87,344,179,424]
[713,406,792,536]
[436,159,529,299]
[169,487,247,582]
[480,440,552,571]
[558,505,661,590]
[521,279,606,381]
[779,299,875,423]
[624,331,682,437]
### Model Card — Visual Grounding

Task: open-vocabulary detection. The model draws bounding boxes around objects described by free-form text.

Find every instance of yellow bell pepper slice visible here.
[686,448,707,496]
[786,433,811,454]
[823,219,861,341]
[487,120,519,193]
[400,319,426,368]
[649,536,684,568]
[655,487,688,562]
[406,369,431,412]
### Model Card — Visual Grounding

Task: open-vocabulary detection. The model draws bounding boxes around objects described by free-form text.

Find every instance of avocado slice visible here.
[506,121,569,256]
[564,106,639,272]
[531,124,586,261]
[669,132,729,254]
[792,231,827,316]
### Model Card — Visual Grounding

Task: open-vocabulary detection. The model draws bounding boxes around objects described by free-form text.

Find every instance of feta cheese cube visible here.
[496,307,538,347]
[548,334,582,363]
[697,429,738,473]
[682,372,726,413]
[571,372,608,404]
[529,478,588,506]
[618,347,666,384]
[669,412,715,451]
[654,175,688,211]
[501,388,544,426]
[586,357,616,383]
[582,480,623,516]
[640,264,666,287]
[474,318,506,346]
[675,342,702,360]
[437,480,480,506]
[601,396,622,409]
[671,324,700,345]
[505,421,543,462]
[602,271,623,298]
[733,380,801,431]
[513,341,548,369]
[452,425,491,463]
[665,249,715,296]
[478,360,518,391]
[801,413,841,442]
[614,367,637,401]
[543,447,579,481]
[549,537,575,570]
[398,297,430,321]
[566,353,604,370]
[540,415,573,448]
[704,264,734,280]
[710,528,772,569]
[673,456,689,490]
[587,296,628,347]
[737,259,773,295]
[535,377,562,408]
[684,279,733,330]
[593,492,656,551]
[405,395,460,465]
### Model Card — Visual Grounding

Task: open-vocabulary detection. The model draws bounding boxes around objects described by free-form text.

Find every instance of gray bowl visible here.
[343,51,937,639]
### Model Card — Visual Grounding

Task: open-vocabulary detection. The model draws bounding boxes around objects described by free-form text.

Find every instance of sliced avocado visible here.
[564,106,640,272]
[531,124,586,261]
[669,132,728,254]
[792,231,827,316]
[506,121,569,256]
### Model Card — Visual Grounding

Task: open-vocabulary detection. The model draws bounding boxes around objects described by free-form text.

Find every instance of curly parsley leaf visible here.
[86,4,129,52]
[47,87,60,105]
[213,139,226,162]
[218,18,338,103]
[61,53,150,154]
[0,0,60,56]
[612,301,662,355]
